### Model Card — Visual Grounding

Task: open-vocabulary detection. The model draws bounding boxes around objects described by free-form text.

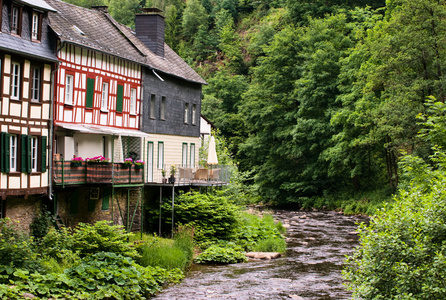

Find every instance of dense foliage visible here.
[0,220,183,299]
[59,0,446,208]
[343,98,446,298]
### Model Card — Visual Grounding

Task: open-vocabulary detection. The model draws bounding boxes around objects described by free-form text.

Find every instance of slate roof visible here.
[0,33,58,62]
[45,0,206,84]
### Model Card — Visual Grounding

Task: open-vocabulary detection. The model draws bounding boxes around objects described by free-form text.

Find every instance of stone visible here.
[23,293,36,298]
[348,231,359,235]
[289,295,304,299]
[246,252,282,260]
[283,223,291,228]
[300,215,307,219]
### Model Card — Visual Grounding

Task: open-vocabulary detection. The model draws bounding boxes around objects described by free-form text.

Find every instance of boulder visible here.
[246,252,282,260]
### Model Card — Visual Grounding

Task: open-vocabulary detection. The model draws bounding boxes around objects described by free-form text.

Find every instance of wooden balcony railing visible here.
[53,161,144,186]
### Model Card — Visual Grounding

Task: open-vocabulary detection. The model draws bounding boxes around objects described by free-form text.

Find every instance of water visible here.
[154,210,367,300]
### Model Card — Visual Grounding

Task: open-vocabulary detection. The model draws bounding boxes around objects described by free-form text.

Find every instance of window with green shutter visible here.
[0,132,10,173]
[86,78,95,108]
[116,84,123,113]
[102,195,109,211]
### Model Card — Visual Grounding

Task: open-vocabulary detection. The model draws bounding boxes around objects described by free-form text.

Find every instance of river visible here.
[154,210,367,300]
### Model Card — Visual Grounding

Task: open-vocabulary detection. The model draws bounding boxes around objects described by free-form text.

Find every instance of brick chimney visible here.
[135,8,165,57]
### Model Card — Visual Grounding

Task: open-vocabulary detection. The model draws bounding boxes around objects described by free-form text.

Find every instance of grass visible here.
[134,226,195,271]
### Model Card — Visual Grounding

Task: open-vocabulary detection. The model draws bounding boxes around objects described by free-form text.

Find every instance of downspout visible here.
[48,42,63,202]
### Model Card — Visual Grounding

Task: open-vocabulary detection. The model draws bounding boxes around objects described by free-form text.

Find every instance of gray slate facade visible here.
[141,71,201,137]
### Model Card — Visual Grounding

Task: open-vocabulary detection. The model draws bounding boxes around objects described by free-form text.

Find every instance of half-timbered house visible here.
[0,0,57,228]
[46,0,150,229]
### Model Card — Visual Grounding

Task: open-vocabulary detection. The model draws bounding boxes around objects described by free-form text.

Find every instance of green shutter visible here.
[41,136,47,172]
[116,84,123,113]
[102,195,109,211]
[21,135,28,173]
[4,133,10,173]
[86,78,95,108]
[0,133,4,173]
[27,135,32,173]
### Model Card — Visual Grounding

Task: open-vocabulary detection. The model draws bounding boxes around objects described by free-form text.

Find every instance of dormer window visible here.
[31,12,42,41]
[11,5,22,35]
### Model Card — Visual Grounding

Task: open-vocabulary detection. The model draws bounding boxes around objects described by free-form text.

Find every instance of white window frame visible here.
[31,67,40,102]
[182,143,187,167]
[190,143,195,168]
[31,137,38,172]
[32,12,39,40]
[11,62,20,99]
[160,96,166,120]
[150,94,156,119]
[10,135,17,172]
[130,88,136,115]
[184,103,189,124]
[11,7,19,34]
[101,82,109,110]
[157,142,164,169]
[192,104,197,125]
[65,74,74,105]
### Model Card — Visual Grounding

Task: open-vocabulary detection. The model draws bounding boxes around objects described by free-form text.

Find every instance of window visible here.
[192,104,197,125]
[31,67,41,101]
[157,142,164,169]
[190,143,195,168]
[31,12,41,40]
[31,137,38,172]
[65,74,74,105]
[10,135,17,172]
[101,82,109,110]
[160,97,166,120]
[150,94,156,119]
[11,62,20,99]
[11,6,21,35]
[182,143,187,167]
[184,103,189,124]
[130,88,136,114]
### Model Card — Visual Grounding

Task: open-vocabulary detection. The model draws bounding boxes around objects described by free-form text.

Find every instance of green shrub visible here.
[29,207,52,241]
[195,245,247,264]
[232,212,285,251]
[172,225,195,264]
[0,218,40,272]
[252,236,286,253]
[344,149,446,299]
[173,192,240,243]
[71,221,139,259]
[8,252,183,300]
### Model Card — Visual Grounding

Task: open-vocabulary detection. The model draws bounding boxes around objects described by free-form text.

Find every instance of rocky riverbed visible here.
[154,210,368,300]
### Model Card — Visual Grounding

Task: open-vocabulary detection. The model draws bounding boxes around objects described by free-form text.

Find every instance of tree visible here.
[182,0,208,38]
[344,98,446,299]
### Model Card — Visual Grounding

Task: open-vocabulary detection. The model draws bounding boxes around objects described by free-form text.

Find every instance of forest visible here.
[65,0,446,209]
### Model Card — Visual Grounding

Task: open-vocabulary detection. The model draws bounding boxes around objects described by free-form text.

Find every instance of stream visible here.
[153,210,368,300]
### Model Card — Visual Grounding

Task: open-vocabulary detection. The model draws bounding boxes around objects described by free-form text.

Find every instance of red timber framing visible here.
[54,44,141,129]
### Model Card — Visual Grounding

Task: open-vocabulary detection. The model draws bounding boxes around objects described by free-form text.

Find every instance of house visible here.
[45,1,208,231]
[0,0,57,229]
[46,0,150,229]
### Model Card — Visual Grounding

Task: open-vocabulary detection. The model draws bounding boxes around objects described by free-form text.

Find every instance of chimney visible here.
[135,8,165,57]
[91,6,108,12]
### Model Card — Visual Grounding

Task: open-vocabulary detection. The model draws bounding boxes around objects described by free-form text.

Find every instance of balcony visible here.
[53,161,144,186]
[146,164,232,186]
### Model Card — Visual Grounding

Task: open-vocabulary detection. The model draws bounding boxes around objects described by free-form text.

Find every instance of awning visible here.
[55,123,150,138]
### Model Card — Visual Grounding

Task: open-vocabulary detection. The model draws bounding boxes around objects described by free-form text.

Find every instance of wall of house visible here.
[0,54,51,197]
[141,71,201,137]
[3,195,42,231]
[143,133,200,182]
[55,44,141,130]
[55,186,142,231]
